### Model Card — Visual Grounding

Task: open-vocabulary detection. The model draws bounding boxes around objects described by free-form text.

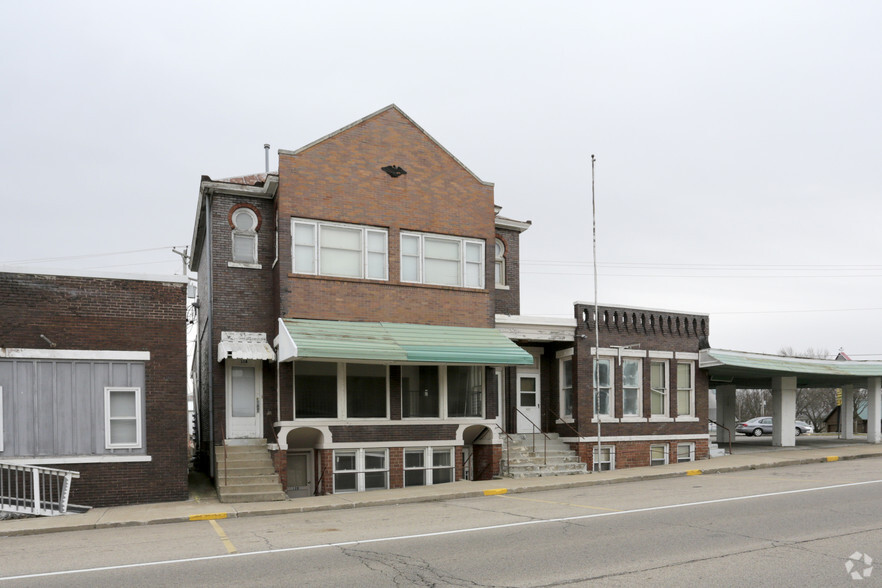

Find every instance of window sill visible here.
[591,416,617,423]
[619,416,646,423]
[228,261,262,269]
[495,284,510,290]
[675,416,700,422]
[648,416,675,423]
[555,417,575,424]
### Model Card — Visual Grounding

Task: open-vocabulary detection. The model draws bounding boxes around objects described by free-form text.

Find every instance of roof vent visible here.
[381,165,407,178]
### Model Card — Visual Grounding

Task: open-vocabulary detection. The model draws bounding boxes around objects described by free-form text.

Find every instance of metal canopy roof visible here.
[276,318,535,366]
[700,348,882,388]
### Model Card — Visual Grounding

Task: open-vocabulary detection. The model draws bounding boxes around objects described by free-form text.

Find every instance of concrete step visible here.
[214,439,286,503]
[217,489,288,503]
[217,474,281,485]
[218,483,285,494]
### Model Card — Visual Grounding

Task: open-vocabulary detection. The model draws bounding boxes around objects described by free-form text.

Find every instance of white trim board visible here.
[0,349,150,361]
[559,434,710,443]
[0,455,152,465]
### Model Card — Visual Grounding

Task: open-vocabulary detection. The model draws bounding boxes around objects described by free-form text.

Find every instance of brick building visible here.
[189,105,713,500]
[0,268,189,507]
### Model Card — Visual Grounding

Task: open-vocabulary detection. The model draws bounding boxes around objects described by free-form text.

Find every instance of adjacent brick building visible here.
[0,268,189,507]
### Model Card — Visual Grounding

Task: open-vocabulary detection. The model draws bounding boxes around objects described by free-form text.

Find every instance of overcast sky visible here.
[2,1,880,358]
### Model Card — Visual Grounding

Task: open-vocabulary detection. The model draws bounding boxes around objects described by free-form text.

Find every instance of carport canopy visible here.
[700,349,882,447]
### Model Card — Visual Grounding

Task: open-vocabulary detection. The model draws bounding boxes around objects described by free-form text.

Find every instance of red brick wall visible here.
[0,272,188,507]
[570,439,710,470]
[276,107,496,328]
[472,443,500,480]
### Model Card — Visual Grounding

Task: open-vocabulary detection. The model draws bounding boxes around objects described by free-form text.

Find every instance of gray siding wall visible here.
[0,359,146,458]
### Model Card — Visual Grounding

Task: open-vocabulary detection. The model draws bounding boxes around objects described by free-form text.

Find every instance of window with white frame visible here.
[294,362,388,419]
[650,360,668,417]
[400,232,484,288]
[404,447,454,486]
[231,207,258,264]
[593,445,614,471]
[559,353,574,418]
[650,444,669,466]
[494,239,505,286]
[677,443,695,463]
[105,387,141,449]
[676,362,694,417]
[333,449,388,493]
[622,359,642,417]
[292,218,387,280]
[447,365,484,418]
[594,358,612,417]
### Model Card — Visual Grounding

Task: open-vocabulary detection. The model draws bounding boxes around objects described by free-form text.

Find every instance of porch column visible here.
[867,377,881,444]
[840,385,855,440]
[771,376,797,447]
[715,385,736,445]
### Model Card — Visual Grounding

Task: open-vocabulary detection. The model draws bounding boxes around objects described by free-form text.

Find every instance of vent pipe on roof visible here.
[264,143,270,174]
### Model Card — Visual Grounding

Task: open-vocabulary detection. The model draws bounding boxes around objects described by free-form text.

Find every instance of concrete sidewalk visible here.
[3,441,881,537]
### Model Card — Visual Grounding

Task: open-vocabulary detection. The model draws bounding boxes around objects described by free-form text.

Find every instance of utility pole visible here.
[591,154,602,471]
[172,246,189,276]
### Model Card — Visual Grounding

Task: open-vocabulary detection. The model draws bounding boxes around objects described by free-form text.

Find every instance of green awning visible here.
[700,348,882,387]
[276,318,534,365]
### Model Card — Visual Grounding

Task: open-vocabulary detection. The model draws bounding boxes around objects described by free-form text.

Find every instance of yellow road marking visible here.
[484,488,508,496]
[827,456,840,462]
[189,512,228,521]
[500,494,621,512]
[208,519,238,554]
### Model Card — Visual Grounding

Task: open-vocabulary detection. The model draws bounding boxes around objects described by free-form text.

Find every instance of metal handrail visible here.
[0,462,80,516]
[494,424,515,477]
[708,418,733,456]
[513,407,552,465]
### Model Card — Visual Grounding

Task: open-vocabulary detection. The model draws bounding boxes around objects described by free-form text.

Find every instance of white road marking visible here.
[3,478,881,582]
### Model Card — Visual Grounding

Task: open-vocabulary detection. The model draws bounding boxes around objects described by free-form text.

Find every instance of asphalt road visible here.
[2,458,881,587]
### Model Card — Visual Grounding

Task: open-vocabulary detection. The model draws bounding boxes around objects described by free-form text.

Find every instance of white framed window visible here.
[594,358,613,417]
[593,445,615,471]
[404,447,454,486]
[292,218,387,280]
[333,449,388,493]
[294,362,389,419]
[231,207,258,265]
[677,443,695,463]
[401,365,440,418]
[676,362,694,417]
[650,444,669,466]
[446,365,484,418]
[104,387,142,449]
[557,349,573,419]
[494,239,505,286]
[400,232,484,289]
[622,359,642,417]
[650,360,669,417]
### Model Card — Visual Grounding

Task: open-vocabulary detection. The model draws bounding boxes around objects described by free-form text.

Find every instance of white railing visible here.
[0,462,80,516]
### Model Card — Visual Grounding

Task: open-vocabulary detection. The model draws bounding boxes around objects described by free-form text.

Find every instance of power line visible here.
[0,246,188,265]
[521,270,882,279]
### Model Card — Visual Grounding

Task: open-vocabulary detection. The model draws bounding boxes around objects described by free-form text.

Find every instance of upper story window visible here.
[676,362,694,417]
[494,239,505,286]
[622,359,642,417]
[594,358,612,417]
[650,360,669,417]
[400,232,484,289]
[292,219,387,280]
[231,207,259,264]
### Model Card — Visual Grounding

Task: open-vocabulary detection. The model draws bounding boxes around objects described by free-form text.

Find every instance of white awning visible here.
[217,331,275,362]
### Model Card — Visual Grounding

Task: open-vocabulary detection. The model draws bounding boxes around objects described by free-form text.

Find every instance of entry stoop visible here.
[214,439,287,503]
[502,433,588,478]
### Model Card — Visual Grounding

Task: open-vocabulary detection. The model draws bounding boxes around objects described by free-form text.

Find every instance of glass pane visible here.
[401,234,419,255]
[677,444,692,460]
[623,360,639,387]
[519,377,536,392]
[650,445,666,460]
[623,388,639,415]
[677,363,691,388]
[401,255,419,281]
[404,469,425,487]
[294,222,315,246]
[495,240,504,257]
[367,251,386,279]
[596,389,609,415]
[364,471,387,490]
[321,225,361,249]
[520,392,536,407]
[231,367,255,417]
[424,258,460,286]
[404,450,424,468]
[335,452,356,472]
[234,210,254,231]
[364,451,386,470]
[401,366,439,418]
[295,361,337,418]
[433,468,453,485]
[432,450,451,467]
[651,389,665,414]
[465,242,482,262]
[320,248,361,277]
[366,231,386,252]
[347,363,387,418]
[447,365,483,417]
[232,233,256,263]
[678,389,691,416]
[334,472,357,492]
[562,359,573,388]
[294,244,315,273]
[651,362,665,388]
[424,238,459,260]
[595,360,610,387]
[465,261,482,288]
[495,260,503,284]
[109,390,136,418]
[110,420,137,445]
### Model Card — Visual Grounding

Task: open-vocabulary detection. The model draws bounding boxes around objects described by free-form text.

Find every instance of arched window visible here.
[494,239,506,286]
[231,207,258,264]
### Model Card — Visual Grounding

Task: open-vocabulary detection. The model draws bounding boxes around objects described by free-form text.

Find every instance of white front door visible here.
[516,374,541,433]
[226,359,262,438]
[287,450,313,498]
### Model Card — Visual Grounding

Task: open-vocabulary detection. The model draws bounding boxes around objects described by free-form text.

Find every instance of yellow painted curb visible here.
[826,456,839,462]
[483,488,508,496]
[189,513,228,521]
[686,469,702,476]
